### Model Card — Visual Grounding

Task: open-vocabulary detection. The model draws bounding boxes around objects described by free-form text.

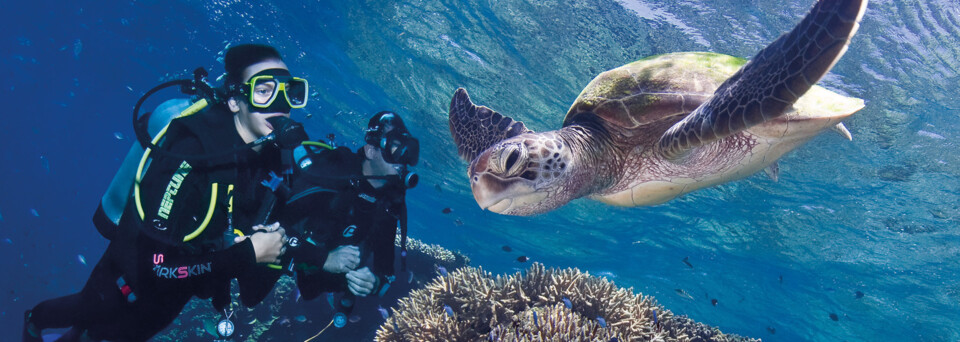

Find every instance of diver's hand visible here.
[235,222,287,264]
[323,245,360,273]
[345,267,377,297]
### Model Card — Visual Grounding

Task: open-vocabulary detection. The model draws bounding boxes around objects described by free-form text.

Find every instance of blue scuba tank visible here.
[99,98,193,227]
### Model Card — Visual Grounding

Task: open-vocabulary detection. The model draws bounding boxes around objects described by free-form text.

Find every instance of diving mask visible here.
[365,112,419,166]
[242,68,308,113]
[380,130,419,166]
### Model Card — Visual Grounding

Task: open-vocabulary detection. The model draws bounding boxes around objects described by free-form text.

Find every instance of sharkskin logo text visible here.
[153,262,212,279]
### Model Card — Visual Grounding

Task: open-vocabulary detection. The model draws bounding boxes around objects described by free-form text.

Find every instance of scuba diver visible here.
[281,111,419,318]
[22,44,309,342]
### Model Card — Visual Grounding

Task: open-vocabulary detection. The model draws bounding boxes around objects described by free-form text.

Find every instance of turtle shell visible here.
[563,52,745,133]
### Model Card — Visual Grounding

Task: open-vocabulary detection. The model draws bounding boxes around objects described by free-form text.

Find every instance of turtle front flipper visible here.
[449,88,533,162]
[657,0,868,160]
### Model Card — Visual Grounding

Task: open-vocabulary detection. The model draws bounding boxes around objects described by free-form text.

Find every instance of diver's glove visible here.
[323,245,360,274]
[345,267,377,297]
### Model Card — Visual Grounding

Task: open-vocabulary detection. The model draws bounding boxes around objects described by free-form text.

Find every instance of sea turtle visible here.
[448,0,867,216]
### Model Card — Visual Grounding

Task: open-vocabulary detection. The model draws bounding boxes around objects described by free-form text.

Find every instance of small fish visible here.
[767,326,776,334]
[829,313,839,321]
[855,291,864,299]
[562,297,572,309]
[247,318,258,325]
[294,315,307,323]
[77,254,86,266]
[113,132,124,140]
[597,316,607,328]
[442,207,452,214]
[325,292,336,310]
[674,288,693,299]
[392,321,400,333]
[779,274,783,284]
[436,265,448,276]
[454,218,463,226]
[501,245,512,252]
[126,85,134,92]
[443,305,454,317]
[532,311,539,328]
[31,209,39,217]
[653,309,660,331]
[408,271,414,283]
[710,298,718,306]
[294,288,302,302]
[305,113,313,119]
[682,256,693,268]
[516,256,528,263]
[348,315,361,323]
[378,306,390,320]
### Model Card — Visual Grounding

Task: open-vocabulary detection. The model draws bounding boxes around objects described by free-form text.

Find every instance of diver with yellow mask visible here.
[23,44,308,342]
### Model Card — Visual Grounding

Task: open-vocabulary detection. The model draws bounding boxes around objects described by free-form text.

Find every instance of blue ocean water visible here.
[2,0,958,341]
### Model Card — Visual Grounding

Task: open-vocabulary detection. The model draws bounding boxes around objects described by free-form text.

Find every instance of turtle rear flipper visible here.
[449,88,533,162]
[658,0,868,160]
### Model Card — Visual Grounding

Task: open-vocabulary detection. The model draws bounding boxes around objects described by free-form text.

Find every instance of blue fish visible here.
[378,306,390,320]
[77,254,86,266]
[437,265,448,276]
[408,271,414,283]
[443,305,454,317]
[562,297,572,309]
[532,311,539,328]
[652,309,658,323]
[597,316,607,328]
[294,315,307,323]
[294,288,302,302]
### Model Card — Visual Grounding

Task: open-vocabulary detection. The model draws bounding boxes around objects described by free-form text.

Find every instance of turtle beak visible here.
[471,172,545,215]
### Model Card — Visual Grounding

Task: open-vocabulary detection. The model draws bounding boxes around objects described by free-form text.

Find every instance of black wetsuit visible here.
[280,145,402,300]
[26,105,285,341]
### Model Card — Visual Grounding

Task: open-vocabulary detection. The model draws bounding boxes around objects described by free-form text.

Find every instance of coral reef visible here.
[376,263,758,342]
[152,235,469,341]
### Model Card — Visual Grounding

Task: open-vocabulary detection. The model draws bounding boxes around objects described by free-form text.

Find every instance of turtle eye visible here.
[499,145,525,176]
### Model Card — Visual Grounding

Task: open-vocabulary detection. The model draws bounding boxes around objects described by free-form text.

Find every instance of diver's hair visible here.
[223,44,283,86]
[365,111,409,146]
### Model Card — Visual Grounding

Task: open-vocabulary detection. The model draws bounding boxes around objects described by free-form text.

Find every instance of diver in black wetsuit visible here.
[282,111,419,303]
[22,44,308,342]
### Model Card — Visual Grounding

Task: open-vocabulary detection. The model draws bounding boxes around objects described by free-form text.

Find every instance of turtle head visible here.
[469,131,581,216]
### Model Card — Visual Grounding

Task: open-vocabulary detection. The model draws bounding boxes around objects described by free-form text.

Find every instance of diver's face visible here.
[365,144,402,176]
[230,59,291,144]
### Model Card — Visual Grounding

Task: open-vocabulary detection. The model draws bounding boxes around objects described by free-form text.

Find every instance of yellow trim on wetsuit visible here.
[135,99,209,220]
[182,183,218,242]
[301,141,333,150]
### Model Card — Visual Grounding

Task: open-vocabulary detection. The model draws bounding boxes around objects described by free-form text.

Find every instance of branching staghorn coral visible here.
[376,263,758,342]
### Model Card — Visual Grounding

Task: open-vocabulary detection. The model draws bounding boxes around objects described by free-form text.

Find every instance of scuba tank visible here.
[95,67,218,239]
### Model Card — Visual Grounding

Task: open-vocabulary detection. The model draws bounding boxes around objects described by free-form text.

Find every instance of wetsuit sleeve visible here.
[142,236,257,284]
[369,204,399,294]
